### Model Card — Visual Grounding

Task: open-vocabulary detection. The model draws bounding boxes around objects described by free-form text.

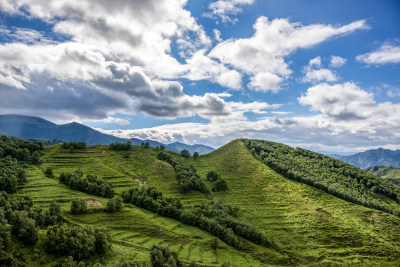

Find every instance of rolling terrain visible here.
[10,139,400,266]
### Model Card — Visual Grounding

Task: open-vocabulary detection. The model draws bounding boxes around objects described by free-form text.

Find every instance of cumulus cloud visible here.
[209,17,368,92]
[356,43,400,65]
[299,82,375,120]
[330,55,347,68]
[302,57,338,83]
[204,0,254,23]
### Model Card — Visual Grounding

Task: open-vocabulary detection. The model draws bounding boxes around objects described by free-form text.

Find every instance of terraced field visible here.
[18,140,400,266]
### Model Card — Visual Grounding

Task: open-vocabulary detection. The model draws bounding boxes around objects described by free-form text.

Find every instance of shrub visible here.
[70,199,87,215]
[106,196,123,213]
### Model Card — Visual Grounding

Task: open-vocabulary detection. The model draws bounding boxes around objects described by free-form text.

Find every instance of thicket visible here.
[244,139,400,216]
[59,170,114,198]
[0,135,43,164]
[157,152,208,194]
[109,141,132,151]
[150,245,182,267]
[0,156,27,193]
[0,192,62,248]
[44,224,111,260]
[121,187,270,249]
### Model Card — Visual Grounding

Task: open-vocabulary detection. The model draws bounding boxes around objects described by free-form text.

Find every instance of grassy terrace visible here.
[17,140,400,266]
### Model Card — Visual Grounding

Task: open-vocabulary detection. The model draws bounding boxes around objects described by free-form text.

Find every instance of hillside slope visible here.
[14,139,400,266]
[334,148,400,169]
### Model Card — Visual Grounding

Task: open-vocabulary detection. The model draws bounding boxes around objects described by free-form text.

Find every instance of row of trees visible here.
[44,224,112,260]
[121,187,270,249]
[61,142,87,150]
[157,152,208,194]
[244,139,400,216]
[59,170,114,198]
[109,141,132,151]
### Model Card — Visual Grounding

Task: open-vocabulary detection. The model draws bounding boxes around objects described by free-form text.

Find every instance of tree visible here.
[44,167,54,178]
[160,145,165,150]
[181,149,191,158]
[210,237,218,251]
[193,152,199,159]
[207,171,219,182]
[70,199,87,215]
[106,196,123,213]
[30,151,43,165]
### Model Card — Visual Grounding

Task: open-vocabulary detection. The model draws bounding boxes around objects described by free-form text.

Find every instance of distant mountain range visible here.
[332,148,400,169]
[0,114,214,154]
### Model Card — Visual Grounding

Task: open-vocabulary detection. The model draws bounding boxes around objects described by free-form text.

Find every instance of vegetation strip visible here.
[121,187,271,249]
[157,152,209,194]
[245,139,400,216]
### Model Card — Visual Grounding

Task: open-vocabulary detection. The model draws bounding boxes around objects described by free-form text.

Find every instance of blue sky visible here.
[0,0,399,153]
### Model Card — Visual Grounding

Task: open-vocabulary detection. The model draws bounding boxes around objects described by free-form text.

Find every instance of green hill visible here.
[2,138,400,266]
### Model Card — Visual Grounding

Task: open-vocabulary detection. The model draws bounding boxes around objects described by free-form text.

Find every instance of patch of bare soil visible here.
[134,178,148,187]
[87,199,102,207]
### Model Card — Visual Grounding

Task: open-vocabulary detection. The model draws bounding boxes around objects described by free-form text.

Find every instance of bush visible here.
[212,178,228,192]
[70,199,87,215]
[44,167,54,178]
[106,196,123,213]
[206,171,219,182]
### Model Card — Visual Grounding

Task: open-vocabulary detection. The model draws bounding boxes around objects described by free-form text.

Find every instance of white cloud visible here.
[330,55,347,68]
[299,82,375,120]
[356,43,400,65]
[214,29,222,42]
[309,56,322,68]
[209,17,368,92]
[303,69,338,83]
[248,72,283,93]
[302,56,338,83]
[204,0,254,23]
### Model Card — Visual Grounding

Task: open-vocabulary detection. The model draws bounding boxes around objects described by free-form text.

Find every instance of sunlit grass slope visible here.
[18,140,400,266]
[188,139,400,265]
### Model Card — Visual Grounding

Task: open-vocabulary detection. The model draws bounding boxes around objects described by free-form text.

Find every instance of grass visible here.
[14,140,400,266]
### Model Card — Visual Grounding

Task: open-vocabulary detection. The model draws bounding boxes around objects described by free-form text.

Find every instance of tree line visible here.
[157,152,208,194]
[244,139,400,216]
[121,187,271,249]
[59,169,115,198]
